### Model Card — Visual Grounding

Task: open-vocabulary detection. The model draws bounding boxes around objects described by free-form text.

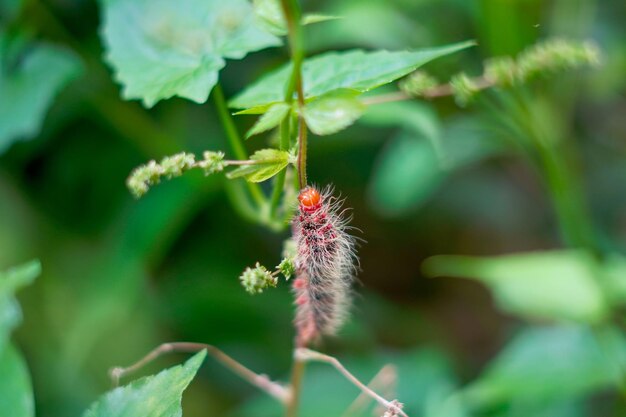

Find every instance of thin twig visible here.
[109,342,289,404]
[342,364,397,417]
[295,348,408,417]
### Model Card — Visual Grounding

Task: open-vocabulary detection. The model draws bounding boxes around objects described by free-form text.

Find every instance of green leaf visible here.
[303,91,365,135]
[422,250,608,323]
[83,350,206,417]
[246,102,290,138]
[251,1,337,37]
[301,14,341,26]
[226,149,290,182]
[229,40,475,109]
[0,36,82,154]
[462,325,626,408]
[0,344,34,417]
[100,0,281,107]
[253,0,287,36]
[0,260,41,353]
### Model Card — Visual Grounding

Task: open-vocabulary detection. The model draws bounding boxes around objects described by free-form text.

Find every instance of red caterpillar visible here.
[292,186,357,347]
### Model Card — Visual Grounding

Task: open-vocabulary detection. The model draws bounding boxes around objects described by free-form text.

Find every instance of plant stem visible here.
[286,356,306,417]
[361,76,495,106]
[281,0,307,189]
[269,118,291,219]
[295,349,408,417]
[279,1,309,414]
[212,83,266,208]
[109,342,289,403]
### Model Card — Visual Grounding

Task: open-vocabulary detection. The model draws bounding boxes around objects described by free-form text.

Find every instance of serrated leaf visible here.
[83,350,206,417]
[226,149,290,182]
[0,37,82,154]
[246,102,290,138]
[0,344,34,417]
[462,326,626,408]
[0,260,41,353]
[303,91,365,135]
[100,0,281,108]
[229,41,474,109]
[422,250,608,323]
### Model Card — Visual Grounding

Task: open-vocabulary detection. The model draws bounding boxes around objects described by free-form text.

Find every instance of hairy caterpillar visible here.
[292,186,357,347]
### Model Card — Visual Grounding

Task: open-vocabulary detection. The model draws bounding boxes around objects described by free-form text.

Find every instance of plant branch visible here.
[342,364,397,417]
[286,355,306,417]
[295,348,408,417]
[281,0,307,189]
[212,83,266,208]
[109,342,289,403]
[361,76,495,106]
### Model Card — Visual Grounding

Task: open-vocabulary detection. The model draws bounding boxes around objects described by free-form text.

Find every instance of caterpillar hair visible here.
[292,185,357,347]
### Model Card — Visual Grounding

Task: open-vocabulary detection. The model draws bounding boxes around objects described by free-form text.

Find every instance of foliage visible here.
[1,0,625,416]
[100,0,281,107]
[0,33,82,153]
[82,351,206,417]
[0,261,40,417]
[229,41,475,109]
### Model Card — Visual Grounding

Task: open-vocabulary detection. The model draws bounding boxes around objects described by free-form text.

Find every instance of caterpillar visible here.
[292,186,357,347]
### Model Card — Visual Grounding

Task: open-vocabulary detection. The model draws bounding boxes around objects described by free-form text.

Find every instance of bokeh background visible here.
[1,0,626,416]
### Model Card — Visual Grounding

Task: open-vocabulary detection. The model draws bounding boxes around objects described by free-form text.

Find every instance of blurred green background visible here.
[1,0,626,416]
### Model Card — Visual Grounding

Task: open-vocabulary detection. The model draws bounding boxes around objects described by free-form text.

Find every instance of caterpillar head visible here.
[298,187,321,209]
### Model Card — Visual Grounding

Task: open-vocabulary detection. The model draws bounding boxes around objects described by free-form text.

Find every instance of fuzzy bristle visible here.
[292,185,357,346]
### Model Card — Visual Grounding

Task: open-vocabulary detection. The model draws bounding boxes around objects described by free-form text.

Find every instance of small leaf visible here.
[0,260,41,353]
[246,103,290,138]
[303,91,365,135]
[301,14,341,26]
[0,36,82,154]
[234,104,276,115]
[226,149,290,182]
[462,325,626,408]
[83,350,206,417]
[253,0,287,36]
[229,41,475,109]
[422,250,608,323]
[0,344,34,417]
[100,0,281,107]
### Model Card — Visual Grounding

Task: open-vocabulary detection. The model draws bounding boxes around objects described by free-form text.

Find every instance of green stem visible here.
[269,118,291,218]
[281,0,307,189]
[212,83,266,208]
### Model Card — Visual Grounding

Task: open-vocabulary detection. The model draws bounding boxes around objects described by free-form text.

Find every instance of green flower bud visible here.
[484,56,519,87]
[199,151,226,175]
[239,262,277,294]
[450,72,478,107]
[277,257,295,280]
[399,71,439,97]
[126,160,163,198]
[160,152,195,178]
